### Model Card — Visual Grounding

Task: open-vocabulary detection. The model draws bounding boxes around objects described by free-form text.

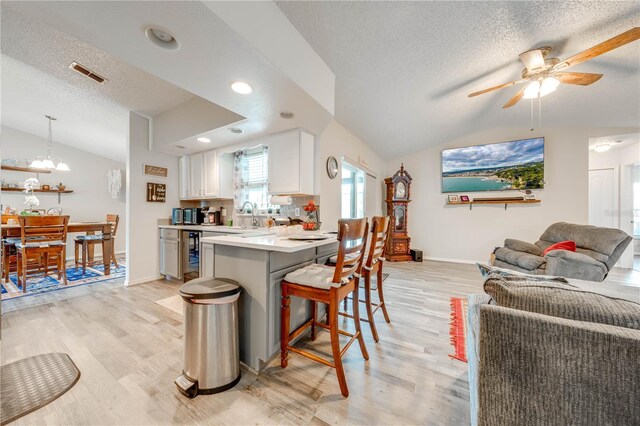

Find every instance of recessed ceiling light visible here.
[197,137,211,143]
[145,27,180,50]
[229,128,244,134]
[231,81,253,94]
[594,143,611,153]
[279,111,294,119]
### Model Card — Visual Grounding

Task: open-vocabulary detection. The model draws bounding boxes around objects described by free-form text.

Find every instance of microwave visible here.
[172,208,184,225]
[183,208,205,225]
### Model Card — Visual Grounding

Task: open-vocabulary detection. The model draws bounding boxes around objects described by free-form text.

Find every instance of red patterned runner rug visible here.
[449,297,468,363]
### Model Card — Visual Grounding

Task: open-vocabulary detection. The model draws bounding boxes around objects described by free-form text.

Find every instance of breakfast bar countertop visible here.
[201,231,338,253]
[158,224,253,233]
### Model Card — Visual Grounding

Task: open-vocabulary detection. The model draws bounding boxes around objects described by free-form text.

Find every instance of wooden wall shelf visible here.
[447,199,541,210]
[1,187,73,204]
[1,165,52,174]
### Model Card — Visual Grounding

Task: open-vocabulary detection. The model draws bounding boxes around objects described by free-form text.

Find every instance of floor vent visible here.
[68,62,107,83]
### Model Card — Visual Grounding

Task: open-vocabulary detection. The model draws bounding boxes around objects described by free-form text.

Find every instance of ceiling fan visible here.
[468,27,640,108]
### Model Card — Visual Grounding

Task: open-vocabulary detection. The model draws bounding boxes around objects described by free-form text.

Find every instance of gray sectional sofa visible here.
[467,269,640,426]
[493,222,632,281]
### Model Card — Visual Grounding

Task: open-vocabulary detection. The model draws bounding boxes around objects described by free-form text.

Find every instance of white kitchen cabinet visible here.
[159,229,181,279]
[179,156,190,199]
[179,150,220,200]
[217,152,234,199]
[267,129,314,195]
[202,150,219,198]
[189,153,204,198]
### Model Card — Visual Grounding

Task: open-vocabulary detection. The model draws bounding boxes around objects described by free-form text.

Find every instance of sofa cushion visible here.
[484,274,640,330]
[542,240,576,256]
[494,247,546,271]
[539,222,629,257]
[504,238,542,256]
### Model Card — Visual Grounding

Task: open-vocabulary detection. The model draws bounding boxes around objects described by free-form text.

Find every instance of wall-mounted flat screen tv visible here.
[441,137,544,193]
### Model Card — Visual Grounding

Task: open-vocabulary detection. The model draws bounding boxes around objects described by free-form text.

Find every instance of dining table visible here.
[1,221,113,275]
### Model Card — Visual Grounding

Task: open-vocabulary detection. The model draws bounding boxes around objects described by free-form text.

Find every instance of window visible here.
[234,145,269,209]
[341,161,365,218]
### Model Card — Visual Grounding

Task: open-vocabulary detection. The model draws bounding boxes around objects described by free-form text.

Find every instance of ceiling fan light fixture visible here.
[523,81,541,99]
[540,77,560,96]
[594,143,611,153]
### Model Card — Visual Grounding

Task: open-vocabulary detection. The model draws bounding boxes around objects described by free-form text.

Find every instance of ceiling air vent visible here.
[69,62,107,83]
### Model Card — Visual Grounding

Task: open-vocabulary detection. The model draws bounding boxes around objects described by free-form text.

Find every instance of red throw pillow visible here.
[543,240,577,256]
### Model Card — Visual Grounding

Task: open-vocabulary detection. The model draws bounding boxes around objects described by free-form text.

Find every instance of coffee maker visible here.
[206,207,222,225]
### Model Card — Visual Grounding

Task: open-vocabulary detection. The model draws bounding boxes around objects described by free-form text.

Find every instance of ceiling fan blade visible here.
[502,86,527,109]
[554,27,640,71]
[519,49,546,72]
[554,72,603,86]
[468,80,524,98]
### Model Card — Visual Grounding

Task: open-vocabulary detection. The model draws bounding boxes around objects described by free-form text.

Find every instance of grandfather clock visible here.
[384,164,413,262]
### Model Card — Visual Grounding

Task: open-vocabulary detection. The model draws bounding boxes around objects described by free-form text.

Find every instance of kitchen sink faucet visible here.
[241,201,259,229]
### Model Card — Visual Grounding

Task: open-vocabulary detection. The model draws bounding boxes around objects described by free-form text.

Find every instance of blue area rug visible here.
[1,257,126,301]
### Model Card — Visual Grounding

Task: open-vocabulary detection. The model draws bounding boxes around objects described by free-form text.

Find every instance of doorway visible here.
[588,133,640,271]
[341,161,365,219]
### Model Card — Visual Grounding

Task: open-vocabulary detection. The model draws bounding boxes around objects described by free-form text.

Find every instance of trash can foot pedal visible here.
[175,374,197,398]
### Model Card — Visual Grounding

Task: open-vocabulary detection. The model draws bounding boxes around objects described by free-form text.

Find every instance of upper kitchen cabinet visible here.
[180,150,220,200]
[267,129,315,195]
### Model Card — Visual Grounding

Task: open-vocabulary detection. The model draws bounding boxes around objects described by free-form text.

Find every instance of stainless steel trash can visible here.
[175,277,241,398]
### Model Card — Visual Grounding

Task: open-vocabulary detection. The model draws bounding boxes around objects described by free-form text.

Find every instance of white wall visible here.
[388,127,640,263]
[0,125,126,256]
[126,112,179,285]
[589,139,640,268]
[316,120,385,231]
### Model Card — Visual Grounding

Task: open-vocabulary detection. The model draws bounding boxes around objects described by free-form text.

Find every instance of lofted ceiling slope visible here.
[277,1,640,159]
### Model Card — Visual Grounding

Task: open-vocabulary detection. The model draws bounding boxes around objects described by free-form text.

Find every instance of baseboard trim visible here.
[125,275,163,287]
[423,256,487,265]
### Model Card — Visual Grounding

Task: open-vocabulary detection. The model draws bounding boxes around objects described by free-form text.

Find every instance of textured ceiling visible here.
[1,4,196,162]
[5,1,334,157]
[277,1,640,158]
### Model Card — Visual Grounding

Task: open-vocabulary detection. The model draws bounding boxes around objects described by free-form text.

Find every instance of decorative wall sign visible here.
[146,183,166,202]
[143,164,168,178]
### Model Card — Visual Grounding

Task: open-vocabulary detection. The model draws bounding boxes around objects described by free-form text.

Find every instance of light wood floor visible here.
[1,261,638,425]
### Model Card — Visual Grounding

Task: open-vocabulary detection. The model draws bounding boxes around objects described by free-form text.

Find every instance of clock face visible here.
[326,156,339,179]
[395,181,406,199]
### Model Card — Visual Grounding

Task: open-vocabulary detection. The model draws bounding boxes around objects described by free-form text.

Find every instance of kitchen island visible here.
[200,232,338,371]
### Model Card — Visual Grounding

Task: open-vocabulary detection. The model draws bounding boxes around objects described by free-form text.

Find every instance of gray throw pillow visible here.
[484,274,640,330]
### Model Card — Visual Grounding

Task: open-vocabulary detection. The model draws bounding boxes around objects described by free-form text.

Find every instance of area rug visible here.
[449,297,468,363]
[1,257,126,301]
[155,294,183,315]
[0,353,80,425]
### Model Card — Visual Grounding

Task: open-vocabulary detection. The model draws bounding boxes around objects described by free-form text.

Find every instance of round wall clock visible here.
[326,156,339,179]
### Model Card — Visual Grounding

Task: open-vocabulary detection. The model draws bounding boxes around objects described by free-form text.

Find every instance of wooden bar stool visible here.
[338,216,391,342]
[280,218,370,397]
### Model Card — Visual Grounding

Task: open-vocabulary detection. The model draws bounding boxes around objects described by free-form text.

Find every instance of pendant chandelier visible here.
[30,115,70,171]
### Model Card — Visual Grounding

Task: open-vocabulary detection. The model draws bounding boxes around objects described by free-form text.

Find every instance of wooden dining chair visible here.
[74,214,119,274]
[16,215,69,292]
[1,215,20,282]
[340,216,391,342]
[280,218,370,397]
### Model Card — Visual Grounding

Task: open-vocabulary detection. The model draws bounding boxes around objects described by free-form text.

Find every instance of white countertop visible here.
[201,231,338,253]
[158,224,254,234]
